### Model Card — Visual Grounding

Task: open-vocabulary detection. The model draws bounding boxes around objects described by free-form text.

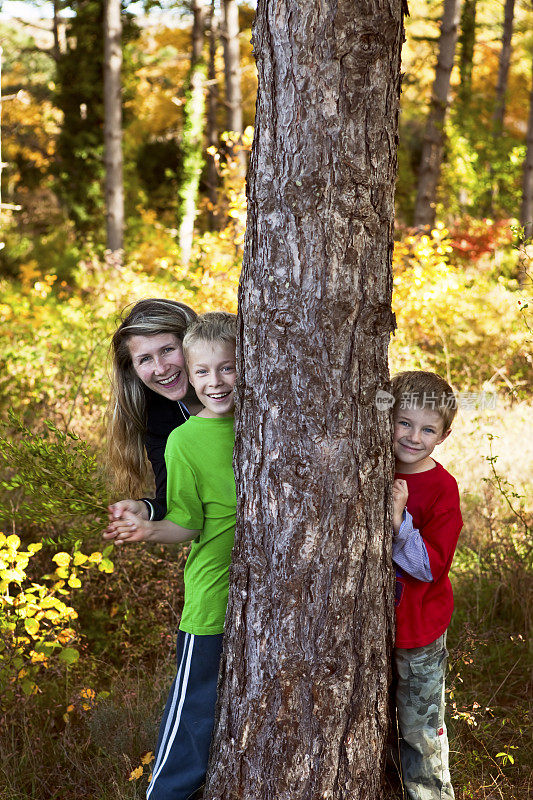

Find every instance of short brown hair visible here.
[183,311,237,361]
[391,371,457,432]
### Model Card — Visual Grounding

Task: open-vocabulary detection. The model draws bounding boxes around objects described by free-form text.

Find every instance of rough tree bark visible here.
[204,2,403,799]
[103,0,124,254]
[413,0,462,228]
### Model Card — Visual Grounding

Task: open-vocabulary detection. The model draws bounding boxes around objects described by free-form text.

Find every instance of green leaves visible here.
[0,411,109,546]
[58,647,80,665]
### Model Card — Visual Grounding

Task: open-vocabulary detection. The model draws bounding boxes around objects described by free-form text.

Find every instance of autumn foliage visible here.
[0,1,532,798]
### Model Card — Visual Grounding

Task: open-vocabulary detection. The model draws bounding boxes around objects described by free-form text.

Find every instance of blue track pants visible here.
[146,630,223,800]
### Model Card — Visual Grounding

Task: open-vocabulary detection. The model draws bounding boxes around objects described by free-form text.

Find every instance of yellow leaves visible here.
[39,595,58,610]
[6,534,21,550]
[80,687,96,709]
[129,766,144,782]
[55,567,69,579]
[29,650,47,664]
[129,753,154,781]
[242,126,254,147]
[24,618,40,636]
[56,627,76,645]
[52,552,71,568]
[19,260,41,288]
[1,531,86,696]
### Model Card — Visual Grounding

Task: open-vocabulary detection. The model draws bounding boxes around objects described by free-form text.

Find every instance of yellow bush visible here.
[0,534,113,704]
[390,226,530,392]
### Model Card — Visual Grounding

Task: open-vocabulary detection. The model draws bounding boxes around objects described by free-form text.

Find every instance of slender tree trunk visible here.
[221,0,244,165]
[103,0,124,254]
[204,2,403,799]
[520,52,533,247]
[53,0,61,61]
[206,0,219,230]
[413,0,462,228]
[492,0,515,134]
[486,0,515,214]
[178,0,207,265]
[458,0,477,110]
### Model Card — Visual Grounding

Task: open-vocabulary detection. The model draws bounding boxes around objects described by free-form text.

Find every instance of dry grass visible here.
[437,400,533,509]
[426,402,531,800]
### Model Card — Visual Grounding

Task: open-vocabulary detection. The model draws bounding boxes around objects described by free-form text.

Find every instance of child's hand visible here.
[392,479,409,536]
[103,510,152,545]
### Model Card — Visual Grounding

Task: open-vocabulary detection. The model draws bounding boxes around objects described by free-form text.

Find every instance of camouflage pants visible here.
[394,632,454,800]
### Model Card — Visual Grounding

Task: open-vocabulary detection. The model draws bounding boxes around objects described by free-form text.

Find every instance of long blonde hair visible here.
[107,298,197,496]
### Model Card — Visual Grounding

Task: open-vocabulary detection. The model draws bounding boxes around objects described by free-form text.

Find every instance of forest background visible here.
[0,1,531,798]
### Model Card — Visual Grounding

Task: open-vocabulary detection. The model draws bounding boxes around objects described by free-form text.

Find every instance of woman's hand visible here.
[104,512,199,546]
[103,499,149,542]
[108,499,148,523]
[392,478,409,536]
[104,510,153,545]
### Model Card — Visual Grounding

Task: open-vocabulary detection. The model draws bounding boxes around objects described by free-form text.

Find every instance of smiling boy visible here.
[390,371,463,800]
[110,311,237,800]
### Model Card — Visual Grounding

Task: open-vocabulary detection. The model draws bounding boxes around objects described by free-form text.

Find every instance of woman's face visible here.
[127,333,188,401]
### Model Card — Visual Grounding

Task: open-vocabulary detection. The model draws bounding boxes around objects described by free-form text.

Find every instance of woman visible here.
[106,298,197,527]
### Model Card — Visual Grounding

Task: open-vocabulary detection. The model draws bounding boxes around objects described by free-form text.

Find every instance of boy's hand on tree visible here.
[392,478,409,536]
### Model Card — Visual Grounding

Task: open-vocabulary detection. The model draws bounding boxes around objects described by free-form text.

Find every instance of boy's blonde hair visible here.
[183,311,237,361]
[391,371,457,432]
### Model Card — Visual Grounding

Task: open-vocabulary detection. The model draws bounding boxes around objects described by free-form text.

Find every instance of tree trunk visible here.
[178,0,207,265]
[486,0,515,214]
[413,0,462,228]
[53,0,61,61]
[103,0,124,254]
[204,2,403,799]
[458,0,477,110]
[222,0,244,166]
[492,0,515,134]
[206,0,219,230]
[520,52,533,247]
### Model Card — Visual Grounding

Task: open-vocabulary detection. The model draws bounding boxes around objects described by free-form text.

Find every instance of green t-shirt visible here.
[164,415,236,635]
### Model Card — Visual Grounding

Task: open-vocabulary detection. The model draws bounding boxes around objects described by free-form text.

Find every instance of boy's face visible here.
[187,340,236,418]
[393,405,450,473]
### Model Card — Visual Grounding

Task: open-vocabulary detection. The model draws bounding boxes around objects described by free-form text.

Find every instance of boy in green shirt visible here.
[111,311,237,800]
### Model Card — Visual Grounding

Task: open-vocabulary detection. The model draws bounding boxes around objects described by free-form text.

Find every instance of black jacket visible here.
[140,387,189,520]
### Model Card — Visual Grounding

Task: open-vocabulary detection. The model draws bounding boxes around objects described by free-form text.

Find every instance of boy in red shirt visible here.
[391,371,463,800]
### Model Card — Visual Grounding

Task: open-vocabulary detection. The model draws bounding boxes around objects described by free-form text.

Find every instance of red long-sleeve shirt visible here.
[394,461,463,648]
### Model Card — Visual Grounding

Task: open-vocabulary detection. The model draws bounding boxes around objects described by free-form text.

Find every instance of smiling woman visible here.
[128,333,189,401]
[106,298,197,524]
